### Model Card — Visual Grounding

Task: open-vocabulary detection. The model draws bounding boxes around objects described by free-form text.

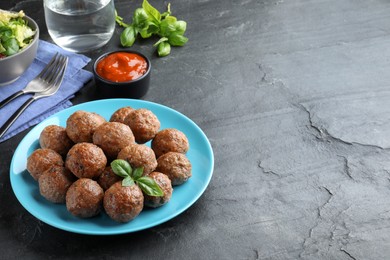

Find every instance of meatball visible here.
[93,122,135,159]
[124,108,160,144]
[27,148,64,181]
[66,178,104,218]
[156,152,192,185]
[103,182,144,223]
[38,166,75,203]
[65,142,107,179]
[109,106,134,124]
[143,172,173,208]
[66,110,106,143]
[151,128,189,158]
[117,143,157,175]
[39,125,74,156]
[98,166,122,191]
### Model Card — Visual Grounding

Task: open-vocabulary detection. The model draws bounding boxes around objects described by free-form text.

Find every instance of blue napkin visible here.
[0,40,93,143]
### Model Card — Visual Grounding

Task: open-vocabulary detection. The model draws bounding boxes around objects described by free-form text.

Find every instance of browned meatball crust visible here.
[156,152,192,185]
[39,125,74,156]
[93,122,135,159]
[65,142,107,179]
[98,166,122,191]
[124,108,160,144]
[117,143,157,175]
[66,110,106,143]
[38,166,75,203]
[144,172,173,208]
[27,148,64,181]
[109,106,134,124]
[103,182,144,223]
[151,128,189,158]
[66,178,104,218]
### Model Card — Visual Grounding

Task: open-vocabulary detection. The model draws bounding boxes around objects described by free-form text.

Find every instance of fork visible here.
[0,54,68,139]
[0,53,64,109]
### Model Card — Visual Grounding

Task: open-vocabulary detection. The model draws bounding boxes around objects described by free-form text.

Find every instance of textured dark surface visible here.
[2,0,390,259]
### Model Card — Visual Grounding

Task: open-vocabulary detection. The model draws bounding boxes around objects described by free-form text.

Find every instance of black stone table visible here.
[2,0,390,259]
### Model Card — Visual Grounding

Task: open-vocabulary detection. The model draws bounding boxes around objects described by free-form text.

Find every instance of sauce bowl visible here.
[93,50,151,99]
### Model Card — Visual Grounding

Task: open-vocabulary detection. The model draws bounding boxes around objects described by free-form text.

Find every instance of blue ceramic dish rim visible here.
[93,50,151,85]
[0,13,39,62]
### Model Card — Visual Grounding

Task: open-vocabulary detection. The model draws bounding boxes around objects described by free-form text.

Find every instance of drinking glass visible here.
[44,0,116,53]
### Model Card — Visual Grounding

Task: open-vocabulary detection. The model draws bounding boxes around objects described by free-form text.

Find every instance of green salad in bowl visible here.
[0,10,36,58]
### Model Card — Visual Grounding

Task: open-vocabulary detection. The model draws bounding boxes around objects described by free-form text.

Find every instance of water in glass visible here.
[44,0,115,53]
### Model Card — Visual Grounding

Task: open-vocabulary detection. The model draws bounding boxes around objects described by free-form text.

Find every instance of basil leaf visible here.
[168,33,188,46]
[133,8,149,29]
[159,16,177,37]
[132,167,144,180]
[157,41,171,57]
[122,176,135,187]
[175,20,187,35]
[139,21,159,38]
[146,22,159,35]
[111,159,132,178]
[137,176,164,196]
[142,0,161,24]
[139,29,152,39]
[153,37,168,47]
[120,25,137,47]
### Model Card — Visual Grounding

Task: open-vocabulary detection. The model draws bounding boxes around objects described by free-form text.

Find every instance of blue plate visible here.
[10,99,214,235]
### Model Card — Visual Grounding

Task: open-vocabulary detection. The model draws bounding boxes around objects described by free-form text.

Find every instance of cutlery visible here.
[0,54,68,139]
[0,53,64,109]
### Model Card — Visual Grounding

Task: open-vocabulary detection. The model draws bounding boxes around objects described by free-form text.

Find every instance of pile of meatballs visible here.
[26,106,192,223]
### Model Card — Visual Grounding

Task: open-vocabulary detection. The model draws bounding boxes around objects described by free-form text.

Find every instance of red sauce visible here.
[96,52,147,82]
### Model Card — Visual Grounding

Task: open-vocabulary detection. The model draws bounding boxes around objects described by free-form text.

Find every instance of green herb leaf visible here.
[139,20,159,38]
[0,42,6,53]
[161,3,171,18]
[116,1,188,57]
[132,167,144,180]
[153,36,168,47]
[157,41,171,57]
[0,10,36,57]
[142,0,161,24]
[168,33,188,46]
[175,20,187,35]
[122,176,135,187]
[146,22,159,35]
[115,11,131,27]
[120,25,137,47]
[4,38,19,56]
[159,16,177,37]
[111,159,132,178]
[137,176,164,196]
[133,8,149,29]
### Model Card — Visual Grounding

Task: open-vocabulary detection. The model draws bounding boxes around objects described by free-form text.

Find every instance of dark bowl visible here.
[93,50,151,99]
[0,14,39,86]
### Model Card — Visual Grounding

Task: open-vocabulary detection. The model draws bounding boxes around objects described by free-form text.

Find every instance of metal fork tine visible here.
[36,53,59,80]
[45,55,66,85]
[49,56,67,87]
[55,57,68,86]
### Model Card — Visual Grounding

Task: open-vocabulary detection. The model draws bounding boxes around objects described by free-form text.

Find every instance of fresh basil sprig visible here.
[110,159,164,197]
[115,0,188,57]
